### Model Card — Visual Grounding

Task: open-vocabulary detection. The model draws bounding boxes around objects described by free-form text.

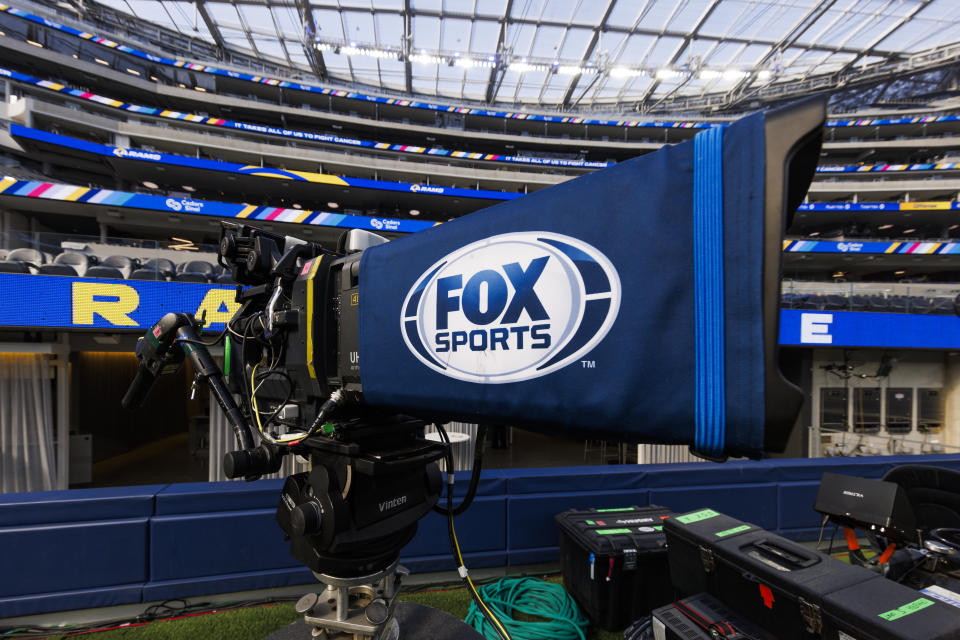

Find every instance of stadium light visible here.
[327,202,339,209]
[610,67,643,78]
[409,209,420,216]
[508,62,538,73]
[655,68,682,80]
[410,53,446,65]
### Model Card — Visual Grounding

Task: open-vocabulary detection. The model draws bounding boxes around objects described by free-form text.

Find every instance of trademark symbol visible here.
[581,360,596,369]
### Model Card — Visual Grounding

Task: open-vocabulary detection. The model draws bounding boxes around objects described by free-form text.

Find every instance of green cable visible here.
[465,577,589,640]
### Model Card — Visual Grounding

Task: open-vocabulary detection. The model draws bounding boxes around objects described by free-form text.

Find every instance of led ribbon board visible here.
[9,125,520,203]
[780,309,960,349]
[0,67,612,170]
[0,176,436,233]
[1,276,959,349]
[0,274,239,330]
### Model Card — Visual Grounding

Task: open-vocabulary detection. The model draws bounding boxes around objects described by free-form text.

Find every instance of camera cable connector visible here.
[434,424,513,640]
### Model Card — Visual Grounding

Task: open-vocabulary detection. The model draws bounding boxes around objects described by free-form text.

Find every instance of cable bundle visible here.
[465,577,589,640]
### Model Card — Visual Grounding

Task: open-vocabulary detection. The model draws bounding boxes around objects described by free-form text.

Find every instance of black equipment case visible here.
[820,575,960,640]
[651,592,776,640]
[555,505,674,631]
[663,508,878,640]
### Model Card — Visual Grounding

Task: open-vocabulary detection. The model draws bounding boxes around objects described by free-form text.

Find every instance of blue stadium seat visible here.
[83,265,125,279]
[54,252,92,276]
[0,261,29,274]
[823,294,847,311]
[128,268,163,281]
[102,255,139,279]
[868,295,889,312]
[38,264,78,276]
[142,258,176,278]
[909,297,931,314]
[216,272,237,285]
[889,295,908,313]
[851,295,870,312]
[7,247,45,265]
[178,260,215,276]
[931,298,954,315]
[174,272,209,283]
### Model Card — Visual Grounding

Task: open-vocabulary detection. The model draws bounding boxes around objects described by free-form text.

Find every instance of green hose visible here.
[465,577,589,640]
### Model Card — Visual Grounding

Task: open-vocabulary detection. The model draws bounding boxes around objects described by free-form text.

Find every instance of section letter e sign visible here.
[800,313,833,344]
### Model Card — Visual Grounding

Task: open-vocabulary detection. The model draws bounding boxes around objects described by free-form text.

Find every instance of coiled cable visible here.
[465,577,589,640]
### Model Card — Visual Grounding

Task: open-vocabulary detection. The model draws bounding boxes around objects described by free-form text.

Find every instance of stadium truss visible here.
[20,0,960,113]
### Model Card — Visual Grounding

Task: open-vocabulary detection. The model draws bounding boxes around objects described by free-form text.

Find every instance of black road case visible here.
[651,592,776,640]
[664,508,877,640]
[820,574,960,640]
[555,505,674,631]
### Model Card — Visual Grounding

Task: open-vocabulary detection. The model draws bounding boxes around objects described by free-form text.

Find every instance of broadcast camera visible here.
[122,97,828,639]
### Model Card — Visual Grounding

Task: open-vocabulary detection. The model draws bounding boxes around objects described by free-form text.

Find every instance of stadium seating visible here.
[7,247,44,265]
[37,264,78,276]
[53,252,92,276]
[0,260,29,274]
[102,255,138,279]
[83,265,126,279]
[142,258,177,279]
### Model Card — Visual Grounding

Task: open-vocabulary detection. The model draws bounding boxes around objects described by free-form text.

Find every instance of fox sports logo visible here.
[401,232,621,383]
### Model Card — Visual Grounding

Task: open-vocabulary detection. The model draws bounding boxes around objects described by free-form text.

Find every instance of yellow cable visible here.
[250,363,305,445]
[451,516,512,640]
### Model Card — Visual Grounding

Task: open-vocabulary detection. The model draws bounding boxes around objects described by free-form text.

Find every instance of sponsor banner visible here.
[0,66,613,169]
[817,162,960,173]
[4,6,959,131]
[901,201,952,210]
[783,239,960,255]
[0,176,436,233]
[780,309,960,349]
[0,273,240,330]
[10,124,518,202]
[827,115,960,128]
[795,201,956,211]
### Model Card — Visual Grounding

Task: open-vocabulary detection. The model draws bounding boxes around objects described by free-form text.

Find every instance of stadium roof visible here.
[107,0,960,112]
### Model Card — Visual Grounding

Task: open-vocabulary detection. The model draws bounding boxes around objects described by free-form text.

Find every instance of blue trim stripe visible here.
[693,126,726,456]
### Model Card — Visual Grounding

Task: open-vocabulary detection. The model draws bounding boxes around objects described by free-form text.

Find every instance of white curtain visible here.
[636,443,706,465]
[207,392,309,481]
[0,354,57,492]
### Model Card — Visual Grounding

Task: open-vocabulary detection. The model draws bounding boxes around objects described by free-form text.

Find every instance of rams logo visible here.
[401,232,620,383]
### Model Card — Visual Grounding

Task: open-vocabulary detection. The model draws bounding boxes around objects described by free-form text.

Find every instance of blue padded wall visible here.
[3,455,960,618]
[0,485,162,618]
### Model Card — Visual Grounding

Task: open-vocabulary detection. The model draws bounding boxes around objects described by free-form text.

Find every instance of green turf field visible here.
[25,577,621,640]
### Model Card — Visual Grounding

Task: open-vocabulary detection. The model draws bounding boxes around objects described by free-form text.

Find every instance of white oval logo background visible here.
[401,232,621,383]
